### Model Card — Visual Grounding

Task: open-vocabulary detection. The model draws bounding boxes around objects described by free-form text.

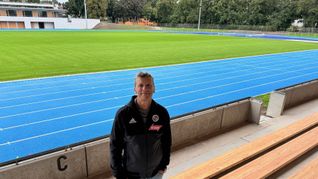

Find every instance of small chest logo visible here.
[129,118,137,124]
[152,115,159,122]
[148,124,162,131]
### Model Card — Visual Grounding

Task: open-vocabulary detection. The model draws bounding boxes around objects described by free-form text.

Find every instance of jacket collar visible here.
[127,95,157,111]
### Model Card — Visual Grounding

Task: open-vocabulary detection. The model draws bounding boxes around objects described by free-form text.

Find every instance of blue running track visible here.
[1,50,318,164]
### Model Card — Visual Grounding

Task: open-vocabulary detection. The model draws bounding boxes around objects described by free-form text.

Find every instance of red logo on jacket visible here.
[148,124,162,131]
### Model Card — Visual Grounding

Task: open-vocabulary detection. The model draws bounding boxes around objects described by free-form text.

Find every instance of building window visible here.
[23,11,33,17]
[39,11,47,17]
[6,10,17,16]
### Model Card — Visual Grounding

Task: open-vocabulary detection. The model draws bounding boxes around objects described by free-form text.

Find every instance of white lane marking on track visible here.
[1,106,121,131]
[157,66,318,101]
[0,53,314,102]
[0,50,315,94]
[0,118,114,146]
[0,67,267,109]
[166,71,318,108]
[0,56,316,106]
[2,70,318,146]
[2,64,318,131]
[1,49,315,88]
[1,52,318,147]
[1,63,318,119]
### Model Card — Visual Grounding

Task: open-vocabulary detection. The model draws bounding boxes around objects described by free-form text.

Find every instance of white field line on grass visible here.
[1,70,318,146]
[288,40,318,43]
[0,52,310,99]
[0,49,316,88]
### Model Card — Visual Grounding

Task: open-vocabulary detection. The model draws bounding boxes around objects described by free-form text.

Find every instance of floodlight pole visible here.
[84,0,88,29]
[197,0,202,31]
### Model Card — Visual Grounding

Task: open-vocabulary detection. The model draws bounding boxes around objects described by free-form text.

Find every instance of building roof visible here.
[0,1,54,8]
[0,1,64,12]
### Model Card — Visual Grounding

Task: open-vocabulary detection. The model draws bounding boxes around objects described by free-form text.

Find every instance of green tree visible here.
[113,0,147,22]
[296,0,318,27]
[266,0,296,30]
[87,0,108,19]
[65,0,85,18]
[30,0,40,3]
[143,1,157,21]
[107,0,116,22]
[156,0,177,23]
[173,0,198,23]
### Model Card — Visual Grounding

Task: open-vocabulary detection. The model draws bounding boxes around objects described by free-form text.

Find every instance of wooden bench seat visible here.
[172,112,318,179]
[288,155,318,179]
[220,126,318,179]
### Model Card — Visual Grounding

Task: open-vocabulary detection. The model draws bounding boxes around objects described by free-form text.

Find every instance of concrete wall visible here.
[171,107,223,148]
[85,139,110,177]
[0,146,87,179]
[266,80,318,117]
[0,16,100,29]
[0,98,261,178]
[266,91,286,117]
[283,80,318,109]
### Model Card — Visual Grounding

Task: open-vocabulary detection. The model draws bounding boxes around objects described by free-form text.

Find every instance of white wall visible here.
[0,16,100,29]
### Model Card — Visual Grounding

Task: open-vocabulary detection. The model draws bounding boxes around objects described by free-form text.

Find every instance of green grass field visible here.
[0,30,317,82]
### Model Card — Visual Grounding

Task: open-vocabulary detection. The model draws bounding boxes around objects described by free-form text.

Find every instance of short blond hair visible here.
[134,72,154,87]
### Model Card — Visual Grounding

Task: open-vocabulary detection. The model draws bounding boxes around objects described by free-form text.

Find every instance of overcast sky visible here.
[57,0,68,3]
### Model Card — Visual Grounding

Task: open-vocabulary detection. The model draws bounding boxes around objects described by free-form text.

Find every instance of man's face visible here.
[134,77,155,101]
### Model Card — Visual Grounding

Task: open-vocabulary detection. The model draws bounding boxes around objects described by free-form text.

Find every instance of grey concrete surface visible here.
[86,139,110,177]
[1,146,87,179]
[249,98,262,124]
[170,107,223,149]
[221,100,250,129]
[266,91,286,117]
[267,80,318,118]
[163,98,318,178]
[284,80,318,109]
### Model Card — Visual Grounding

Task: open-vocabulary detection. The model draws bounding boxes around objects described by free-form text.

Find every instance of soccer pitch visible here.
[0,30,317,82]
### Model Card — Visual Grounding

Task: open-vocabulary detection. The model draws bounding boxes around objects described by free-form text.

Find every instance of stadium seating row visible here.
[172,112,318,178]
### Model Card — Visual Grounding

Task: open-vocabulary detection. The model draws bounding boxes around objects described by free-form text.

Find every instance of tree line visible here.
[64,0,318,30]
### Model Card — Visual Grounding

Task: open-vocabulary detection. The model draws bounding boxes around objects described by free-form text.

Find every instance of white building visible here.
[291,19,304,28]
[0,0,100,29]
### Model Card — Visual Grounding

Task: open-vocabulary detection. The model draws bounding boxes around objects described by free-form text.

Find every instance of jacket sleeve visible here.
[110,110,126,179]
[158,109,172,170]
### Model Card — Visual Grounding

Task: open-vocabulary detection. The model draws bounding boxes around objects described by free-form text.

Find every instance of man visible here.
[110,72,172,179]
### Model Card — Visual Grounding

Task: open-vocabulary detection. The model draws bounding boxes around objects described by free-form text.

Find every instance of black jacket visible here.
[110,96,172,178]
